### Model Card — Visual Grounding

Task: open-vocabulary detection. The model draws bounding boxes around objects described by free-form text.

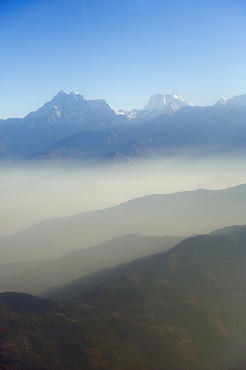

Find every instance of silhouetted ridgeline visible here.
[0,234,183,295]
[0,226,245,369]
[1,184,246,264]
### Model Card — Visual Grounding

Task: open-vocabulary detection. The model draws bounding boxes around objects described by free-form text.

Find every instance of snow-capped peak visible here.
[214,97,228,106]
[214,93,246,108]
[69,91,84,101]
[69,91,83,98]
[108,104,127,116]
[142,92,193,112]
[142,94,166,111]
[165,92,192,106]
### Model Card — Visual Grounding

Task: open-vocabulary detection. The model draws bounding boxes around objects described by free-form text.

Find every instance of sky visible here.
[0,0,246,119]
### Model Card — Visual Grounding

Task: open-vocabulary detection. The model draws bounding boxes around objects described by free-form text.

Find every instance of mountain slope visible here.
[30,101,246,161]
[214,93,246,107]
[1,91,246,162]
[41,224,246,302]
[142,92,193,112]
[1,183,246,264]
[0,234,183,295]
[0,91,131,160]
[0,228,245,369]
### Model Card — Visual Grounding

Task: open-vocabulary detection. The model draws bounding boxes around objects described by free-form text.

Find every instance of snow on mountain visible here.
[121,92,193,123]
[24,90,131,131]
[108,104,128,116]
[214,93,246,108]
[1,90,246,162]
[142,92,193,112]
[0,91,133,160]
[214,97,228,106]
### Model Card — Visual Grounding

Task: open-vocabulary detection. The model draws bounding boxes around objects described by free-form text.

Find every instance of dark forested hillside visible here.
[0,229,245,369]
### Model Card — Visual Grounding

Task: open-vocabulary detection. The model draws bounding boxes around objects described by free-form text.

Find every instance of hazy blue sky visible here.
[1,0,246,118]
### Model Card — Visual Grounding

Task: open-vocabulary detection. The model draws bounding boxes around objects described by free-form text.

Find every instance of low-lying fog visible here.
[0,155,246,239]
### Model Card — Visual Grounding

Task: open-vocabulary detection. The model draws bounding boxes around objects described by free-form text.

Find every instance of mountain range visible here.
[0,234,183,296]
[41,224,246,302]
[1,91,246,162]
[1,183,246,265]
[0,224,245,369]
[1,89,246,369]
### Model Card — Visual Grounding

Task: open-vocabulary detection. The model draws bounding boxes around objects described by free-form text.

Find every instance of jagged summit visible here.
[16,90,131,152]
[214,97,227,106]
[214,93,246,108]
[69,91,80,96]
[142,92,193,112]
[51,90,84,102]
[0,90,246,162]
[69,91,83,99]
[50,90,67,103]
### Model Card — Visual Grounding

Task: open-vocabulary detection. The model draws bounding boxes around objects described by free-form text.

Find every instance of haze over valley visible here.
[1,1,246,367]
[1,89,246,299]
[1,90,246,239]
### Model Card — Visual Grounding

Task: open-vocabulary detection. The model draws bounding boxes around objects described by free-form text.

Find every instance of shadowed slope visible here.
[0,234,183,295]
[0,227,245,369]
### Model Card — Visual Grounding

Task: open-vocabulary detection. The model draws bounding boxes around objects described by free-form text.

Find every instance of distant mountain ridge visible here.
[33,101,246,161]
[0,90,131,160]
[0,234,183,295]
[1,183,246,265]
[214,93,246,107]
[0,91,246,162]
[142,92,193,112]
